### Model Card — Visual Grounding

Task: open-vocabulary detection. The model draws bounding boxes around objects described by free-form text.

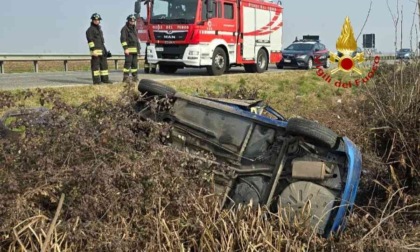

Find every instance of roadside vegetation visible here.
[0,64,419,251]
[1,60,144,74]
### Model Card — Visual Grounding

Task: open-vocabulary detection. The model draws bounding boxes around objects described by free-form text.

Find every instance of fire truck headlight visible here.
[147,48,153,54]
[297,55,307,59]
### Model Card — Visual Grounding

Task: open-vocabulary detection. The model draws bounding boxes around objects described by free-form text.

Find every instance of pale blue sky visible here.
[0,0,418,54]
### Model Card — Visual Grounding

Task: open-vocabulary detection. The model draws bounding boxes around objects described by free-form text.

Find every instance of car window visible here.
[320,44,326,50]
[285,43,314,51]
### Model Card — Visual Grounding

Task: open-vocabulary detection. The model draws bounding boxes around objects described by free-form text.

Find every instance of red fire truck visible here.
[134,0,283,75]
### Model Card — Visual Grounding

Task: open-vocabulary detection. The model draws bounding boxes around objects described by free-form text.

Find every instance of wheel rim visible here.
[308,59,313,69]
[258,52,266,69]
[326,59,330,67]
[214,54,225,69]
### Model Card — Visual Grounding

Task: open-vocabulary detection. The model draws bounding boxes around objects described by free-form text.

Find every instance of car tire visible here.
[306,58,313,70]
[138,79,176,97]
[286,117,339,149]
[159,65,178,74]
[207,47,227,76]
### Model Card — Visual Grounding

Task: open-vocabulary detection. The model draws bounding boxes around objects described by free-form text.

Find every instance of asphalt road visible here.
[0,65,289,90]
[0,60,395,91]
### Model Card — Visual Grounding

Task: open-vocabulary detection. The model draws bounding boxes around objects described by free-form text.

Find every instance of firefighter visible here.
[86,13,113,84]
[120,14,141,83]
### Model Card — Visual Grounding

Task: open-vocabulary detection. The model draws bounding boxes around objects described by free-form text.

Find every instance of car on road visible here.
[277,40,330,70]
[136,79,363,237]
[396,48,415,60]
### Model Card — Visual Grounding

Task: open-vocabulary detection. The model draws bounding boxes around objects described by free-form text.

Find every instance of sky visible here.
[0,0,419,55]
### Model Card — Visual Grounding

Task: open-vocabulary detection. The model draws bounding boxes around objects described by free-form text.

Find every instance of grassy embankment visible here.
[1,63,419,251]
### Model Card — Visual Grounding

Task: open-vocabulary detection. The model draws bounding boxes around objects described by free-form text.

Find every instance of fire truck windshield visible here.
[151,0,198,24]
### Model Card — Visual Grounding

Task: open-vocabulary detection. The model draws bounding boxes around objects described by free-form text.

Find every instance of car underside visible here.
[135,79,362,237]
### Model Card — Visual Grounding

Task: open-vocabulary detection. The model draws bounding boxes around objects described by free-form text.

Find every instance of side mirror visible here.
[135,1,141,14]
[206,0,214,18]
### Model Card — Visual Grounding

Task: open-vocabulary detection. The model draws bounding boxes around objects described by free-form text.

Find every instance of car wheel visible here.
[207,47,227,76]
[159,65,178,74]
[138,79,176,97]
[286,117,339,149]
[307,58,313,70]
[278,181,338,236]
[256,49,268,73]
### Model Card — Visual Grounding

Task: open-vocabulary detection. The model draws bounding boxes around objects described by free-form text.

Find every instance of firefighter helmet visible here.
[91,13,102,20]
[127,14,136,22]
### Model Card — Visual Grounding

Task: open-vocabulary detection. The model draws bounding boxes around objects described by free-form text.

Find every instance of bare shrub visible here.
[359,62,420,191]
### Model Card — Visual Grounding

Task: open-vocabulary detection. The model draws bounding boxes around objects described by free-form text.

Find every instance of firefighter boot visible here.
[122,73,130,83]
[101,75,114,84]
[131,74,139,83]
[93,76,101,85]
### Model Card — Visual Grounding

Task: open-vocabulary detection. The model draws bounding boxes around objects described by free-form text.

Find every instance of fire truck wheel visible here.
[207,47,227,76]
[256,49,268,73]
[159,65,178,74]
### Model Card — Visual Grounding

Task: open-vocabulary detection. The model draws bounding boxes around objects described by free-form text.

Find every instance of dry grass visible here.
[2,60,145,74]
[1,70,355,119]
[1,68,419,251]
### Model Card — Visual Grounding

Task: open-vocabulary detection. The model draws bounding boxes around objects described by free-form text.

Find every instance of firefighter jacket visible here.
[120,23,140,54]
[86,23,106,56]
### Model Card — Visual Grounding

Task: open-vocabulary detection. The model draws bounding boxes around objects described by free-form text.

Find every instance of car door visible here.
[314,43,328,66]
[313,43,323,66]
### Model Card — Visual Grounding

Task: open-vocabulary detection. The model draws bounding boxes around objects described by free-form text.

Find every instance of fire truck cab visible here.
[134,0,283,75]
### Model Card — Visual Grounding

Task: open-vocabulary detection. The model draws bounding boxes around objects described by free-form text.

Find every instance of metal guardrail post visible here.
[114,60,118,70]
[34,61,39,73]
[64,60,68,72]
[0,61,4,74]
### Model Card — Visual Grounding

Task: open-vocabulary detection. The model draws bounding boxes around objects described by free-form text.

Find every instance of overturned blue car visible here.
[136,79,362,237]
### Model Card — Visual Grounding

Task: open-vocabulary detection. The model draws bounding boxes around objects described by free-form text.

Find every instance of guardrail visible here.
[0,54,145,74]
[0,53,398,74]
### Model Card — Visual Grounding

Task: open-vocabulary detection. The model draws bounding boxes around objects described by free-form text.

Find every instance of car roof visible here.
[292,41,317,45]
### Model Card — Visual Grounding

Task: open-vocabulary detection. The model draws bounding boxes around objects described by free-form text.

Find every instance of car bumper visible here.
[277,57,309,67]
[327,137,362,236]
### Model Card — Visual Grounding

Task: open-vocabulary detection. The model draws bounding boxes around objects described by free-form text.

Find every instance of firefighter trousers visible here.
[123,54,138,79]
[91,55,109,84]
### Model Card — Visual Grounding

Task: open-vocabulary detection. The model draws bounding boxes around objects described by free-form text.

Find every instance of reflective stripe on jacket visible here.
[86,23,106,54]
[120,23,140,54]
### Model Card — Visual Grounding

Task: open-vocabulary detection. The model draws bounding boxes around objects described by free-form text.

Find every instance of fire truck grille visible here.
[156,45,188,60]
[154,31,188,41]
